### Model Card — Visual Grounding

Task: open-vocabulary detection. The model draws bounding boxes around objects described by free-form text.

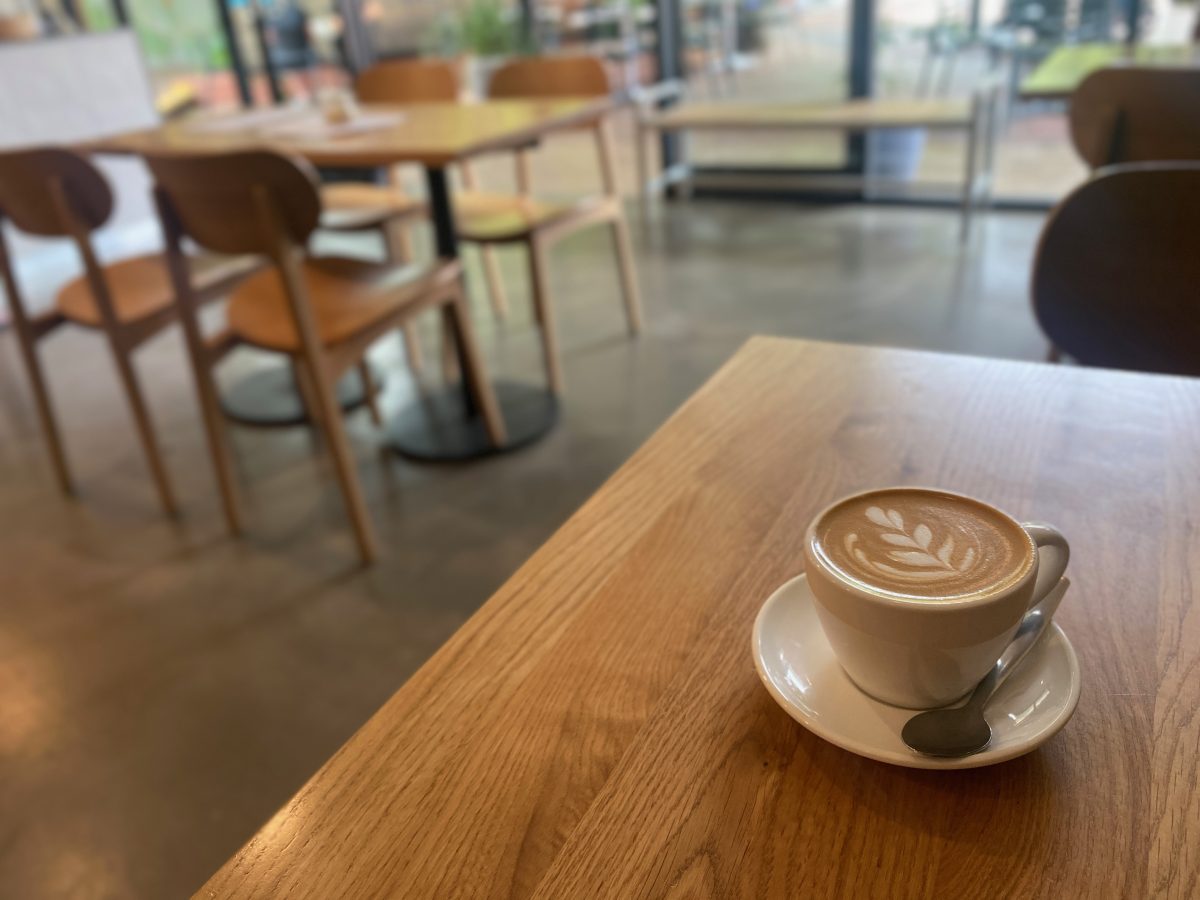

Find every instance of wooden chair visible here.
[315,61,446,370]
[354,58,460,104]
[1069,67,1200,169]
[1032,162,1200,377]
[338,56,644,393]
[317,183,428,374]
[333,58,511,323]
[317,59,452,235]
[147,149,505,564]
[0,147,256,512]
[0,14,40,40]
[468,55,644,394]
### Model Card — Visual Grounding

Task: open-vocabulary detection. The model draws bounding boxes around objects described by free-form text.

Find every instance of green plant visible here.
[81,0,117,29]
[462,0,519,55]
[423,0,529,57]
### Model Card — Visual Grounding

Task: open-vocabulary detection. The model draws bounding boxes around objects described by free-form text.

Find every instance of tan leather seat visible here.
[319,183,424,231]
[454,191,601,242]
[56,254,256,326]
[226,256,455,352]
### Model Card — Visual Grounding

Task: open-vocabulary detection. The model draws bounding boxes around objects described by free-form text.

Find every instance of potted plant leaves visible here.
[422,0,527,98]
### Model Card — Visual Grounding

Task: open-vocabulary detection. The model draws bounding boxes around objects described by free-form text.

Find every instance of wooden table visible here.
[634,91,999,242]
[195,337,1200,899]
[1019,42,1198,100]
[91,98,612,460]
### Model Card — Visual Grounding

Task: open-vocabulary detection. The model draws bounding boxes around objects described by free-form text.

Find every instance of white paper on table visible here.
[183,105,312,135]
[265,111,407,141]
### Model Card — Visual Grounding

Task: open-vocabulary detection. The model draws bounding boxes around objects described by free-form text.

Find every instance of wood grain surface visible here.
[88,99,613,168]
[195,337,1200,899]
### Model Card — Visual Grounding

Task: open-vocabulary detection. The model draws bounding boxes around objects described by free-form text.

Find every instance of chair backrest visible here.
[1069,67,1200,168]
[354,58,459,103]
[1032,162,1200,377]
[146,150,321,257]
[0,147,113,237]
[0,147,118,327]
[0,14,39,40]
[488,55,611,100]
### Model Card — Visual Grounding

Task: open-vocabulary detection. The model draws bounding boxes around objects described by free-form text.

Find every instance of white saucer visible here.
[751,574,1081,769]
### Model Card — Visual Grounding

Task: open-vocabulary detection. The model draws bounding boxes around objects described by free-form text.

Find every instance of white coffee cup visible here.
[803,487,1069,709]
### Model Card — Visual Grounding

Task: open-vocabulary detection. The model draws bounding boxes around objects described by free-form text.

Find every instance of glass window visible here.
[876,0,1200,201]
[680,0,853,170]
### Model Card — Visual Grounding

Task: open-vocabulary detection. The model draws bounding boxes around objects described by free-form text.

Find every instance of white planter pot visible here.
[461,54,510,100]
[866,127,927,181]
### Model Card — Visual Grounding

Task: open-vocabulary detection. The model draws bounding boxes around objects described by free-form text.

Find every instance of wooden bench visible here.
[633,82,1000,242]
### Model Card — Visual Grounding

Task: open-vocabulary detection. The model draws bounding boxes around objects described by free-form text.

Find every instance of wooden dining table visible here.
[89,97,614,461]
[191,336,1198,898]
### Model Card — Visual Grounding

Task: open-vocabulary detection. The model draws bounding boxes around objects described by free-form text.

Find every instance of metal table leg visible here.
[384,165,558,462]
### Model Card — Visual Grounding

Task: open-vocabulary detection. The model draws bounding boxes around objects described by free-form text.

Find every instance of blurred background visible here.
[4,2,1199,898]
[3,0,1197,204]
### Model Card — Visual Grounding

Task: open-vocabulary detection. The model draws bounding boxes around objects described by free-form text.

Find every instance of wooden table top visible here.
[647,98,972,131]
[1019,42,1199,100]
[195,337,1200,899]
[88,97,613,167]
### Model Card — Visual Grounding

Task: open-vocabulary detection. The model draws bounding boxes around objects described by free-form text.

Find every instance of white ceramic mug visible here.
[803,488,1070,709]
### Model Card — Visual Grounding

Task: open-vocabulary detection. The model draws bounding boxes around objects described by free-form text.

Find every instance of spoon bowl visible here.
[901,700,994,757]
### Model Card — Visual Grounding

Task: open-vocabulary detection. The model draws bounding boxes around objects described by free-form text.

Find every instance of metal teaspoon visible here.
[901,577,1070,758]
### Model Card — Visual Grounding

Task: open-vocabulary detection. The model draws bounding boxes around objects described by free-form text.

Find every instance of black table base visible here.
[217,165,561,456]
[220,363,382,428]
[374,167,559,461]
[385,381,558,462]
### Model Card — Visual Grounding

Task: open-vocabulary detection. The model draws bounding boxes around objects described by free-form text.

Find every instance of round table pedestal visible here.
[385,381,558,462]
[220,363,381,428]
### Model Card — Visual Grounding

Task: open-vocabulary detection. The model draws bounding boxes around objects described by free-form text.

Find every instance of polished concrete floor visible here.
[0,201,1049,899]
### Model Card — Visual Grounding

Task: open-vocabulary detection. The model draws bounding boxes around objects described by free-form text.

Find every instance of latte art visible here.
[811,489,1034,599]
[844,506,982,585]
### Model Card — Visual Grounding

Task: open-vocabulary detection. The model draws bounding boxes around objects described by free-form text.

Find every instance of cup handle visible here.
[1023,522,1070,611]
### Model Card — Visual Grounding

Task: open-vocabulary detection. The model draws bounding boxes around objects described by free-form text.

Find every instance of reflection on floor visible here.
[0,201,1048,898]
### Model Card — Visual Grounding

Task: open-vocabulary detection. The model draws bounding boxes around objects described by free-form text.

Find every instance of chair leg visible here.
[440,315,461,384]
[459,159,508,320]
[961,99,981,244]
[400,323,424,373]
[188,354,242,535]
[11,329,73,494]
[381,222,424,375]
[291,356,320,421]
[609,215,645,335]
[635,118,652,229]
[526,237,565,395]
[479,246,510,320]
[358,360,383,426]
[445,288,507,447]
[110,346,178,517]
[299,352,379,565]
[383,220,415,263]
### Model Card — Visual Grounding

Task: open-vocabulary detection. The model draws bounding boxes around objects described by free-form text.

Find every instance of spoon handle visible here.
[964,578,1070,714]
